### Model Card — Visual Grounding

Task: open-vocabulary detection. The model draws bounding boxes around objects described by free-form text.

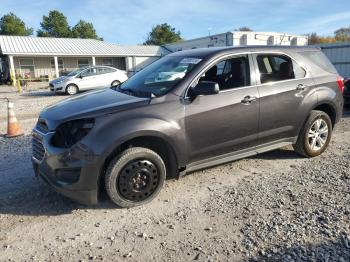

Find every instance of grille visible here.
[32,135,45,162]
[36,120,49,134]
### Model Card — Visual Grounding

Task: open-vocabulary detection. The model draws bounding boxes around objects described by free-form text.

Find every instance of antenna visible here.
[208,27,212,36]
[280,33,286,45]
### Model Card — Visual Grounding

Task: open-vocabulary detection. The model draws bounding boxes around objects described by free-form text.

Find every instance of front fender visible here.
[84,116,186,168]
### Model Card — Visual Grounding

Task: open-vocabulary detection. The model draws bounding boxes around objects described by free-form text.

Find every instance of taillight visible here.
[336,76,344,93]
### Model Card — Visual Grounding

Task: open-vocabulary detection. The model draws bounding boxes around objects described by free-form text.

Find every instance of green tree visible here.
[0,13,33,36]
[72,20,102,40]
[37,10,72,37]
[334,26,350,42]
[144,23,182,45]
[307,32,336,45]
[236,26,253,32]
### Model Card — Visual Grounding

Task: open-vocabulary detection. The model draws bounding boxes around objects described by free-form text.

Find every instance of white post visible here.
[54,56,59,78]
[9,55,16,86]
[92,56,96,66]
[132,56,136,74]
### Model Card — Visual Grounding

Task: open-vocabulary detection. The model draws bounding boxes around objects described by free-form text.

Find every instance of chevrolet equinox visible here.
[32,46,344,207]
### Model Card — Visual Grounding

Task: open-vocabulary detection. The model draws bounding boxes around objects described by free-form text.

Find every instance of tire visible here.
[105,147,166,208]
[65,84,79,95]
[293,110,332,157]
[111,80,121,87]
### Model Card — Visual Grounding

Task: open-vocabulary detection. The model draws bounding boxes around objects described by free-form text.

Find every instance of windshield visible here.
[118,56,202,97]
[67,68,87,77]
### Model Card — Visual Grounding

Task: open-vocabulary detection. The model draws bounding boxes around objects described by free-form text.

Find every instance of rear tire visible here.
[105,147,166,208]
[293,110,332,157]
[65,84,79,95]
[111,80,121,87]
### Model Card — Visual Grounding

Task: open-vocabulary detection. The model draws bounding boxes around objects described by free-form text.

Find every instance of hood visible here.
[39,88,150,130]
[50,75,70,84]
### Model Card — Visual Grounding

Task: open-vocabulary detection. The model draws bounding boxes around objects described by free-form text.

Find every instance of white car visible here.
[49,66,128,95]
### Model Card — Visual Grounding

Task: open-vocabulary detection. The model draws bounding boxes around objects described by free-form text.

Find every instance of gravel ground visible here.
[0,90,349,261]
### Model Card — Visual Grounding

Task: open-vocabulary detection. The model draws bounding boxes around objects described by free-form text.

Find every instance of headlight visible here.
[51,118,94,148]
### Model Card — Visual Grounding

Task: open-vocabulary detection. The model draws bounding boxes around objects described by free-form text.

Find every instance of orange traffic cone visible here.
[6,101,24,138]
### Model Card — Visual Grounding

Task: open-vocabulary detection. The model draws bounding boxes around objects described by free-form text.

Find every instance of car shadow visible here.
[20,90,65,97]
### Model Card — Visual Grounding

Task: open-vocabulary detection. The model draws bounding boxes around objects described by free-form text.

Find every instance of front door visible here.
[77,68,99,90]
[185,54,260,163]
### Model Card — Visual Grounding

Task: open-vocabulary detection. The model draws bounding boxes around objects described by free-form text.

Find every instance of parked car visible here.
[33,46,344,207]
[49,66,128,95]
[344,78,350,106]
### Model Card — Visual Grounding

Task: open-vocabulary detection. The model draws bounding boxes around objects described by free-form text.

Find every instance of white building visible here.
[165,31,308,52]
[317,42,350,78]
[0,35,169,85]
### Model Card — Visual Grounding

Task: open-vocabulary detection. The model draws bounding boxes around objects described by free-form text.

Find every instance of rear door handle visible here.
[296,84,306,91]
[241,96,257,104]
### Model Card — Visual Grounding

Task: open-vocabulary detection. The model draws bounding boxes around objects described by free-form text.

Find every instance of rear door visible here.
[252,52,316,145]
[185,54,260,163]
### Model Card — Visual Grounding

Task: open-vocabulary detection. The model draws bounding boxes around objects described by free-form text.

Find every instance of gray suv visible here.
[32,46,344,207]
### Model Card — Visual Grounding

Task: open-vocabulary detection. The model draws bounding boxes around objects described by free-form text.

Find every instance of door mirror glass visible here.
[190,81,220,97]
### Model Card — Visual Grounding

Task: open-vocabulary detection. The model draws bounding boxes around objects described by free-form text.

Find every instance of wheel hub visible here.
[308,118,328,151]
[117,159,159,201]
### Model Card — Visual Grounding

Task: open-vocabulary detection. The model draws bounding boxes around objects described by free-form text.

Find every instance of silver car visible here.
[49,66,128,95]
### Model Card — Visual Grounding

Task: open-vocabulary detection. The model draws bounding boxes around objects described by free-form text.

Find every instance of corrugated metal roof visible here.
[0,35,167,57]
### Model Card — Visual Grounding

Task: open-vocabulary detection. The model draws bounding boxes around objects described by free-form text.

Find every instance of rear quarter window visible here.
[301,51,337,74]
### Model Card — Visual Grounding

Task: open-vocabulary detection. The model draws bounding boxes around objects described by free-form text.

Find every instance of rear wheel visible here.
[111,80,121,87]
[293,110,332,157]
[65,84,79,95]
[105,147,166,208]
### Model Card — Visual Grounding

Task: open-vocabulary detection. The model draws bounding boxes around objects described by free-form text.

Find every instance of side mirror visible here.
[78,74,83,79]
[189,81,220,97]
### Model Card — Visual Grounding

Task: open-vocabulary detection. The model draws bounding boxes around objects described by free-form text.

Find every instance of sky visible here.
[1,0,350,45]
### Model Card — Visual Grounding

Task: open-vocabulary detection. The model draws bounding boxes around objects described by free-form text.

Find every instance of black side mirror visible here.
[78,74,83,79]
[190,81,220,97]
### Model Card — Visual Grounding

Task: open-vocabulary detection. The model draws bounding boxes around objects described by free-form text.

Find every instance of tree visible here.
[307,32,336,45]
[236,26,253,32]
[0,13,33,36]
[72,20,102,40]
[334,26,350,42]
[144,23,182,45]
[37,10,72,37]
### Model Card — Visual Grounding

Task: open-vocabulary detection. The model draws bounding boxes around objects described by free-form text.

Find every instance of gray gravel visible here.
[0,92,349,261]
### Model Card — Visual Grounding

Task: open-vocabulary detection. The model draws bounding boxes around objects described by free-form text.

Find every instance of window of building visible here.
[102,58,113,67]
[78,58,90,68]
[50,58,64,71]
[256,54,306,84]
[19,58,35,77]
[199,55,250,90]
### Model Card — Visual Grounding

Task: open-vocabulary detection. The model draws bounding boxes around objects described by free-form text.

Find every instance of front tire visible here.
[65,84,79,95]
[293,110,332,157]
[105,147,166,208]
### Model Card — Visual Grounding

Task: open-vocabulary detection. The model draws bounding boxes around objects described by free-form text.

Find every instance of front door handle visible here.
[241,95,257,104]
[296,84,306,91]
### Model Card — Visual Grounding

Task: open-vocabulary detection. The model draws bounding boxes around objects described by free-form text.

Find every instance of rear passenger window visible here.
[257,54,306,84]
[199,55,250,90]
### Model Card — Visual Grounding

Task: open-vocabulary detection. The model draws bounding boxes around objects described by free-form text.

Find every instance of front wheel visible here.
[65,84,79,95]
[105,147,166,208]
[293,110,332,157]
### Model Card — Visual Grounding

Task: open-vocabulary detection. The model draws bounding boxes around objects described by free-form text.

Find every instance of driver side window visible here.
[200,55,251,91]
[81,68,97,77]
